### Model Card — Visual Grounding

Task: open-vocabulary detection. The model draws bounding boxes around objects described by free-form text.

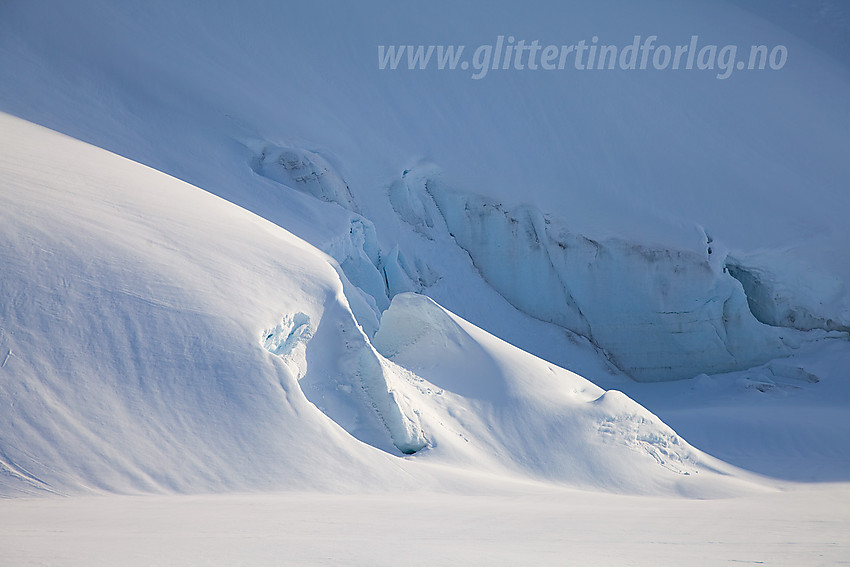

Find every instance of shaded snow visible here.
[253,145,359,213]
[0,113,755,497]
[386,171,828,381]
[0,113,418,495]
[1,0,848,384]
[372,293,751,494]
[0,1,847,546]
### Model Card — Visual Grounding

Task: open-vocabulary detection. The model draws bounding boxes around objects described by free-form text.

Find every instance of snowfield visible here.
[0,112,756,497]
[2,485,849,567]
[0,0,849,565]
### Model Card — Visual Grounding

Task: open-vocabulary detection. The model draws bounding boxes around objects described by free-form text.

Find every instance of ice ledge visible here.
[388,169,817,382]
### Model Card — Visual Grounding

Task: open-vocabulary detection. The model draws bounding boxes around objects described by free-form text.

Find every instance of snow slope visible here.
[0,113,419,495]
[0,2,848,561]
[373,293,725,494]
[0,112,756,497]
[1,0,848,382]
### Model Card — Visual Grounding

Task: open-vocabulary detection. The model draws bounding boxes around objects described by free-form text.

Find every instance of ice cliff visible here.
[386,170,814,381]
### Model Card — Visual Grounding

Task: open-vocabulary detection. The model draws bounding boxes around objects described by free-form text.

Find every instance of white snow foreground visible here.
[3,485,849,567]
[0,113,409,495]
[0,113,750,497]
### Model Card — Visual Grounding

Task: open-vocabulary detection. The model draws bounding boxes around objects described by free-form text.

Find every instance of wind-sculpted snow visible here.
[253,152,438,321]
[0,114,758,496]
[0,114,426,495]
[388,171,805,382]
[251,145,390,317]
[372,293,738,494]
[2,0,847,389]
[593,391,697,476]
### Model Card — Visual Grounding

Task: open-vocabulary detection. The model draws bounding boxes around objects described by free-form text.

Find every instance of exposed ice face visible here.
[262,305,426,456]
[254,146,359,213]
[323,216,389,314]
[262,313,312,380]
[249,151,836,384]
[251,144,393,325]
[388,170,800,382]
[727,257,850,334]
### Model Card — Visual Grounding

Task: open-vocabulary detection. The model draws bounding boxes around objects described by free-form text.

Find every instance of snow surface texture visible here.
[371,293,728,493]
[1,1,848,384]
[0,1,850,502]
[1,1,849,562]
[262,305,427,456]
[3,486,849,567]
[0,113,417,495]
[253,146,360,213]
[0,113,754,497]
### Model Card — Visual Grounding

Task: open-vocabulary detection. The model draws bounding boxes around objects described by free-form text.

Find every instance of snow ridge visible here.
[372,293,724,493]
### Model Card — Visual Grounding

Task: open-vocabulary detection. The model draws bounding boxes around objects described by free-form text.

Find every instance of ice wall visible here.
[250,149,833,384]
[727,257,850,334]
[389,171,799,382]
[254,146,359,213]
[262,304,426,456]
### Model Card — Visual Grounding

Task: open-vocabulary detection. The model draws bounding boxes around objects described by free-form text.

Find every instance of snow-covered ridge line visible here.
[0,114,759,496]
[369,292,749,494]
[0,113,427,496]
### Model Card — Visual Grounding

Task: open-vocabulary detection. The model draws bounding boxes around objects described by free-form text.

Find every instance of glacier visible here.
[247,154,844,384]
[0,1,849,563]
[0,112,755,497]
[2,0,847,387]
[385,170,811,381]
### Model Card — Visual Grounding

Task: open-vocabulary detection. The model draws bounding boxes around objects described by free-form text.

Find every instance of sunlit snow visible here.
[0,1,848,565]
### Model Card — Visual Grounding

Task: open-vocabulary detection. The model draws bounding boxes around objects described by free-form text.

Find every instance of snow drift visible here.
[0,113,417,495]
[0,113,749,496]
[1,1,847,384]
[372,293,735,494]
